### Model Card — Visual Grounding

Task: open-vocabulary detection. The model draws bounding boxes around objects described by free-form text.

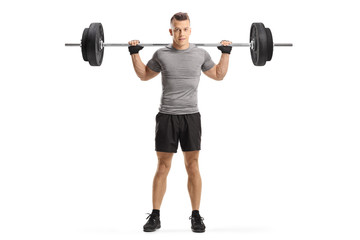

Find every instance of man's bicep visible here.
[203,65,219,81]
[144,66,160,80]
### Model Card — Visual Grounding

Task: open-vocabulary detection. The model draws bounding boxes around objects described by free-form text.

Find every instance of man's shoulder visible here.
[153,46,172,56]
[191,45,208,54]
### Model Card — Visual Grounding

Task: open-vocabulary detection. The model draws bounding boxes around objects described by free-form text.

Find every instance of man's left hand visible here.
[217,40,232,54]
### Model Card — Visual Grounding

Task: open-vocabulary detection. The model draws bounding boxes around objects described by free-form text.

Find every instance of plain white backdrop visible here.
[1,0,359,239]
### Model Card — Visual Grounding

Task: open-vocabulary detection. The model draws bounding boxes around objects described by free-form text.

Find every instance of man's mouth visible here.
[179,38,186,40]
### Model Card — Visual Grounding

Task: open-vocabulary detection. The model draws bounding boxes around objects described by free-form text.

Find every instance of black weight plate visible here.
[81,28,89,62]
[250,23,268,66]
[86,23,104,66]
[265,28,273,61]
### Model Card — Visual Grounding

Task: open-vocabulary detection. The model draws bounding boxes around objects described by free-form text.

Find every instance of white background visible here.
[1,0,359,239]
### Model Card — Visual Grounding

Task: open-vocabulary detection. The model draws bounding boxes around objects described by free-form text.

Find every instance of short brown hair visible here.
[170,12,190,27]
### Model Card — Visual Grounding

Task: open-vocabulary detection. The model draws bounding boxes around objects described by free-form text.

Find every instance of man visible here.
[128,12,231,233]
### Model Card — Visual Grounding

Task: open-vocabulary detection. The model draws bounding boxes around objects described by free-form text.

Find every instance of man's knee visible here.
[156,152,173,176]
[157,161,171,176]
[185,160,200,177]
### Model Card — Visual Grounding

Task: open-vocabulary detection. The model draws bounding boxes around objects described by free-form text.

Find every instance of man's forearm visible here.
[216,53,230,80]
[131,54,147,80]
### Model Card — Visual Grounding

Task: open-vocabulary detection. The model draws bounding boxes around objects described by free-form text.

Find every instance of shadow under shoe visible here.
[189,215,206,233]
[143,213,161,232]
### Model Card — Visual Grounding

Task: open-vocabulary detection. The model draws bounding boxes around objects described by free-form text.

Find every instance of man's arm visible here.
[203,40,231,81]
[128,40,159,81]
[203,53,230,81]
[130,54,159,81]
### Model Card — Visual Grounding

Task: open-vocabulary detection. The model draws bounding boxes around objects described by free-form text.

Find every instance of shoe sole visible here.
[192,229,205,233]
[143,226,161,232]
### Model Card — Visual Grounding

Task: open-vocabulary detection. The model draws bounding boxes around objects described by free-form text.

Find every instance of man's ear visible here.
[169,28,173,36]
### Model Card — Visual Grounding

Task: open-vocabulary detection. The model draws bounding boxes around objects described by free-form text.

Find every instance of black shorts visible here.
[155,112,202,153]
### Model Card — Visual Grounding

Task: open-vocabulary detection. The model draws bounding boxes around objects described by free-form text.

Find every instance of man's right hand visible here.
[128,40,144,55]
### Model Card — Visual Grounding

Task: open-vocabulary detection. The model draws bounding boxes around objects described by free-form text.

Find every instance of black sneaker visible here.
[143,213,161,232]
[189,214,206,233]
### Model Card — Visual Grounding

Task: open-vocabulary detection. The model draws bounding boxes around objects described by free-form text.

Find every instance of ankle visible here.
[152,209,160,216]
[192,210,200,216]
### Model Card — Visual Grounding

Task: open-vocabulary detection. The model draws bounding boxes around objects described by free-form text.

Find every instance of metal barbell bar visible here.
[65,42,293,48]
[65,22,293,66]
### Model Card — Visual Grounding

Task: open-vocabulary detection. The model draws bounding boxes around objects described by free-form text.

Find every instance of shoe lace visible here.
[189,215,204,224]
[146,213,157,222]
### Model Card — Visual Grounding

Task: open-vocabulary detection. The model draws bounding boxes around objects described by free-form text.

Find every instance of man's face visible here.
[169,19,191,47]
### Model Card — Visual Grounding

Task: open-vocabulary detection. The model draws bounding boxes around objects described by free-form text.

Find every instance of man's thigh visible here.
[156,151,174,170]
[183,150,200,171]
[180,113,202,151]
[155,113,179,153]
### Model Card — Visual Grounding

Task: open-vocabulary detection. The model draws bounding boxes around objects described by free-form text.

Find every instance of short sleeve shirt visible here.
[147,43,215,114]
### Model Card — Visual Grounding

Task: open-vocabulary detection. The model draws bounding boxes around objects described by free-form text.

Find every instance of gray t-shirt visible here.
[147,43,215,115]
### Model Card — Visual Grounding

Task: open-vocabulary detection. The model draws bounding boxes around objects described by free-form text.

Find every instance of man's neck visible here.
[172,42,190,50]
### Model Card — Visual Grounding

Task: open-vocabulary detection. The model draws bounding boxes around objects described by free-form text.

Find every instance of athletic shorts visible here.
[155,112,202,153]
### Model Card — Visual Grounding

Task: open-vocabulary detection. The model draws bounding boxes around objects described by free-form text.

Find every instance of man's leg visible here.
[152,151,174,209]
[144,151,174,232]
[183,150,202,210]
[183,150,206,233]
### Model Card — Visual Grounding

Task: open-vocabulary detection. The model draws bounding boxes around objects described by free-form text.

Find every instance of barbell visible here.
[65,22,292,66]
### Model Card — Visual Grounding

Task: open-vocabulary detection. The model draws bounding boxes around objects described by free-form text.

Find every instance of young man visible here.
[128,12,231,233]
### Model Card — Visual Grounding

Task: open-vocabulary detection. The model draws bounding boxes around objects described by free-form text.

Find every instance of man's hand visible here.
[217,40,232,54]
[128,40,144,55]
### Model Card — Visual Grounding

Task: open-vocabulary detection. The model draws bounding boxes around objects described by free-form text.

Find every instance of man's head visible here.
[169,12,191,49]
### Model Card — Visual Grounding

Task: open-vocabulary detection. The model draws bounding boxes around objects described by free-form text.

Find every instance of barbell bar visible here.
[65,22,293,66]
[65,43,292,47]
